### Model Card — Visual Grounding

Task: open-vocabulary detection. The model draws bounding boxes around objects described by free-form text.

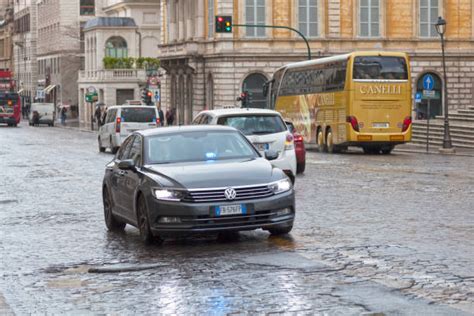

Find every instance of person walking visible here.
[60,106,67,126]
[157,105,164,126]
[94,105,102,130]
[166,107,176,126]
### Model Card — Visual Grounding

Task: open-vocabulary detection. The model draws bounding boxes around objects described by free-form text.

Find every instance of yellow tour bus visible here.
[267,51,412,154]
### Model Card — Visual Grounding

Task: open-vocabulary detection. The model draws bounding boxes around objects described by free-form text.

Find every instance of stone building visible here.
[158,0,474,125]
[78,0,160,128]
[36,0,104,116]
[12,0,37,105]
[0,0,14,72]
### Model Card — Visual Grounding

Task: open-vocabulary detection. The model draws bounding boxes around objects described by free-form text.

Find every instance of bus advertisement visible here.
[268,51,412,154]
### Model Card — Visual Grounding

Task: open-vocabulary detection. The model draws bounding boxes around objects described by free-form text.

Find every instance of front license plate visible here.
[216,204,246,216]
[254,143,269,151]
[373,122,389,128]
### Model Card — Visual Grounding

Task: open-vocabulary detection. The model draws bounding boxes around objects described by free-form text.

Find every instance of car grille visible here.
[183,185,274,203]
[180,210,278,229]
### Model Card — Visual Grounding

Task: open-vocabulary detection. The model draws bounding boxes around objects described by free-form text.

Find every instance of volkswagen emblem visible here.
[224,187,237,200]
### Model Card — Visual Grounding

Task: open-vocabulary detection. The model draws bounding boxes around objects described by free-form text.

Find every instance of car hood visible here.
[143,158,283,189]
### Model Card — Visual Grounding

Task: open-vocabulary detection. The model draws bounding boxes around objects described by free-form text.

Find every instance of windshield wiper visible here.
[251,131,277,135]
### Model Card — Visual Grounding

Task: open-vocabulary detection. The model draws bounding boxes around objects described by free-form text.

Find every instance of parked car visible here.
[285,121,306,174]
[98,105,159,154]
[192,108,297,183]
[28,103,55,127]
[102,125,295,244]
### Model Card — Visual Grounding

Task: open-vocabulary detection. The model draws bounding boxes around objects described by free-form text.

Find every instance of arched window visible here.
[105,36,128,58]
[242,73,267,108]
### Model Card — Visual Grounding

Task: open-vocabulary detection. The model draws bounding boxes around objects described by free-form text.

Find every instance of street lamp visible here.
[435,16,454,151]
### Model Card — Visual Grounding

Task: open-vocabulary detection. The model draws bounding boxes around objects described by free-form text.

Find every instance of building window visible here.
[105,37,128,58]
[298,0,318,38]
[420,0,438,38]
[245,0,265,37]
[80,0,95,16]
[359,0,379,37]
[208,0,214,38]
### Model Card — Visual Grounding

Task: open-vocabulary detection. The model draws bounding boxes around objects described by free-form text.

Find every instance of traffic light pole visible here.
[233,24,312,60]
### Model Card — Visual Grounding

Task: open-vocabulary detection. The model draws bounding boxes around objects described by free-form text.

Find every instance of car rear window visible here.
[217,115,287,136]
[121,107,156,123]
[353,56,408,80]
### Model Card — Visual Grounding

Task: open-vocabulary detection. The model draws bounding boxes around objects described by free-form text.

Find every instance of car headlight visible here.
[152,189,184,201]
[269,179,292,194]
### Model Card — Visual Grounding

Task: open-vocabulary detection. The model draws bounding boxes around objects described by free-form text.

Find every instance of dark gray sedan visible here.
[102,125,295,244]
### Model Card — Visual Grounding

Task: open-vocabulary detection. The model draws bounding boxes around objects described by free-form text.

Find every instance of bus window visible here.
[353,56,408,80]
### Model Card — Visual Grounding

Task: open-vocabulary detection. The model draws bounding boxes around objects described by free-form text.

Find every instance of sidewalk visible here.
[54,118,97,134]
[394,143,474,157]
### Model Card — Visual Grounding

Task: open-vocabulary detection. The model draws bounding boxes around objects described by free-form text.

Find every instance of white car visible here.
[98,105,159,153]
[29,103,55,126]
[193,108,297,183]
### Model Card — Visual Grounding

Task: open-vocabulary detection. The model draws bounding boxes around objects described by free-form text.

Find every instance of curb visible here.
[54,124,97,134]
[394,147,474,157]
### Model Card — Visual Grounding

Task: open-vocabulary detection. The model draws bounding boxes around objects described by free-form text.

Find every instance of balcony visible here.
[78,69,147,83]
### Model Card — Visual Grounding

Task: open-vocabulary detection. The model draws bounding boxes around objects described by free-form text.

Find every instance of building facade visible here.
[78,0,160,128]
[36,0,103,117]
[158,0,474,125]
[12,0,38,106]
[0,0,14,72]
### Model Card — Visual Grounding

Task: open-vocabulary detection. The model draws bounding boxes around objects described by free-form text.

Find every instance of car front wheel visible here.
[268,223,293,236]
[103,189,125,231]
[136,195,162,245]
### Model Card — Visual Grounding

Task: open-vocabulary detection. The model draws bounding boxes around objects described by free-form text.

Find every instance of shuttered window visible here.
[208,0,214,38]
[298,0,318,38]
[359,0,379,37]
[245,0,266,37]
[420,0,438,37]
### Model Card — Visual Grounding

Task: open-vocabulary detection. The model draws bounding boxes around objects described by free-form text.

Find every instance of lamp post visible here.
[435,16,454,151]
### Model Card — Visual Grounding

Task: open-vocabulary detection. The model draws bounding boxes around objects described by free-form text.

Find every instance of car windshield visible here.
[217,115,287,135]
[146,130,258,164]
[353,56,408,80]
[121,107,156,123]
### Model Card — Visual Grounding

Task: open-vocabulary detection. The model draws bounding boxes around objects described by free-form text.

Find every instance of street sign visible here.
[423,74,434,91]
[152,89,160,101]
[86,92,98,102]
[87,86,97,94]
[36,90,45,99]
[422,90,438,99]
[415,92,422,103]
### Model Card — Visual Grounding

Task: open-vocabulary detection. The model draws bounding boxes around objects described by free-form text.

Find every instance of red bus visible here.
[0,70,20,127]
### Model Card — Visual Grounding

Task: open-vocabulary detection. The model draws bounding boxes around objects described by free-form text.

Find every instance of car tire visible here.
[268,223,293,235]
[98,137,106,153]
[296,161,306,174]
[381,146,394,155]
[317,129,326,152]
[136,195,162,245]
[103,189,126,231]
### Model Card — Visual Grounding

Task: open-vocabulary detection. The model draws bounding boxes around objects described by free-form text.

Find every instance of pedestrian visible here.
[101,106,108,126]
[94,105,102,129]
[21,103,27,119]
[157,105,164,126]
[166,107,175,126]
[60,106,67,126]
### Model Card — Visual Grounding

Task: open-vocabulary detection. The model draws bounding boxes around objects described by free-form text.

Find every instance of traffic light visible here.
[146,90,153,105]
[215,16,232,33]
[237,91,250,107]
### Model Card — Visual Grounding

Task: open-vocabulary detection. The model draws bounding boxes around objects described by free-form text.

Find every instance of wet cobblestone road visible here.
[1,123,473,315]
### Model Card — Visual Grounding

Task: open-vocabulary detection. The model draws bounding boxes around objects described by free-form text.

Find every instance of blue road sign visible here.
[423,74,434,90]
[415,92,422,103]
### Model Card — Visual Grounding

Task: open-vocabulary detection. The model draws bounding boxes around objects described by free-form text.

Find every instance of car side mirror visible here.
[264,150,279,161]
[118,159,136,171]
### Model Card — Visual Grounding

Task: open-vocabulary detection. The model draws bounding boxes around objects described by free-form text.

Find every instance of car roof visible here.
[136,125,239,137]
[198,107,281,117]
[107,105,157,110]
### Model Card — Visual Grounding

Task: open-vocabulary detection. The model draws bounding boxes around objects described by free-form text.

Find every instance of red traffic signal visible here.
[215,16,232,33]
[147,91,153,97]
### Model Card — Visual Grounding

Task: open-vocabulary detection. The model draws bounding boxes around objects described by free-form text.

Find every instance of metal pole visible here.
[90,102,94,131]
[440,33,452,149]
[426,100,430,153]
[233,24,311,60]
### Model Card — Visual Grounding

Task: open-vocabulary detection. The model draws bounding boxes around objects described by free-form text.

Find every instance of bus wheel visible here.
[317,129,326,152]
[326,128,337,153]
[381,146,394,155]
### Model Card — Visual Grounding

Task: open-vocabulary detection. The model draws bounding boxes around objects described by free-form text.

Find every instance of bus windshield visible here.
[353,56,408,80]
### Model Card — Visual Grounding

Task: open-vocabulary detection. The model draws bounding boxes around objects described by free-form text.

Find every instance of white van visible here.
[29,103,55,126]
[98,105,159,153]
